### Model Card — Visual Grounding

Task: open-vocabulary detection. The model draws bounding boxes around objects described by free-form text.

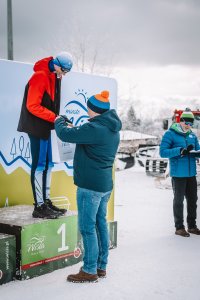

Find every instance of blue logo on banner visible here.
[64,89,89,126]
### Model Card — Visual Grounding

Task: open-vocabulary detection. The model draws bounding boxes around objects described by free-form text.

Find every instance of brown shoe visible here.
[67,270,98,283]
[188,227,200,235]
[175,228,190,237]
[97,269,106,278]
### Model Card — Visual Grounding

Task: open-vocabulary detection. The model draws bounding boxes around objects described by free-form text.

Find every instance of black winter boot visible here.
[45,199,67,215]
[32,203,59,219]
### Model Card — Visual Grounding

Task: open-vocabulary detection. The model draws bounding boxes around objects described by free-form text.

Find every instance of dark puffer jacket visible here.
[55,109,122,192]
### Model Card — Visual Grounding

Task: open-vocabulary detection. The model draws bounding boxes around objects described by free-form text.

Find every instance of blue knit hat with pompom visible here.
[87,91,110,114]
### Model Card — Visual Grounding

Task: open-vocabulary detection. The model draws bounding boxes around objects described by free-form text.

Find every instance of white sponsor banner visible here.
[0,59,117,174]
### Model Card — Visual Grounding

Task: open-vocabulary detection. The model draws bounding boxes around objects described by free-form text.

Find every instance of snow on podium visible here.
[0,59,117,283]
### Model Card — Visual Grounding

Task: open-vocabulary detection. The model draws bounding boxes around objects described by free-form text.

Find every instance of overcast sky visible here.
[1,0,200,113]
[1,0,200,66]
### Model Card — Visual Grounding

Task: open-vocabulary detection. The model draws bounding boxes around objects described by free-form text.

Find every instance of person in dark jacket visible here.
[55,90,122,283]
[160,109,200,237]
[17,52,73,219]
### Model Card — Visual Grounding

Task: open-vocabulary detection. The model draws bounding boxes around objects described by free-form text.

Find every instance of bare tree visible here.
[66,21,116,76]
[42,18,116,76]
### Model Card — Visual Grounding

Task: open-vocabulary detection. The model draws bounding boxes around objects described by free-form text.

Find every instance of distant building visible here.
[118,130,159,154]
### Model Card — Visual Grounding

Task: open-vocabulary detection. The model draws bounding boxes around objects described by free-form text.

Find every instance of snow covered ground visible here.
[1,166,200,300]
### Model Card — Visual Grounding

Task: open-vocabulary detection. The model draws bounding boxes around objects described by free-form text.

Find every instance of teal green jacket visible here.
[160,123,200,177]
[55,109,122,192]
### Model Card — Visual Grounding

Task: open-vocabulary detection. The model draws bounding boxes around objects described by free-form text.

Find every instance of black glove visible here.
[59,115,73,124]
[180,144,194,156]
[187,144,194,152]
[181,148,188,156]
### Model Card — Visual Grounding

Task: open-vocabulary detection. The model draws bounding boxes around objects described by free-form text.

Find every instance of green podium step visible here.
[0,205,117,280]
[0,205,82,280]
[0,233,16,285]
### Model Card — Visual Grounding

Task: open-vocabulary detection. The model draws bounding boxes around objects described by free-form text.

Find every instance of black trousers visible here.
[172,177,198,230]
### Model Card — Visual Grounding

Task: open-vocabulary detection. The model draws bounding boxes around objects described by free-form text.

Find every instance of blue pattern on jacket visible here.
[160,123,200,177]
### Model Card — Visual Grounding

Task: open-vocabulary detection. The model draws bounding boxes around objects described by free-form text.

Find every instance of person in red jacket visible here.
[17,52,73,219]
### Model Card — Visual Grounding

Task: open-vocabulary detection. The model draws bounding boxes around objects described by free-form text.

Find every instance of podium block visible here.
[0,233,16,285]
[0,206,82,280]
[108,221,117,249]
[0,206,117,281]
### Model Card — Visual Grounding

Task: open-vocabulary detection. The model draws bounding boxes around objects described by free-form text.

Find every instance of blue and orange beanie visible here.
[87,90,110,114]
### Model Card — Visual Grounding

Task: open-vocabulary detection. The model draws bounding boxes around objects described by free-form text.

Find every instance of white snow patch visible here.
[120,130,157,140]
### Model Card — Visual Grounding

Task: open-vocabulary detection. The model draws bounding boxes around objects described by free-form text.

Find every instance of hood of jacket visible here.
[89,109,122,133]
[33,56,53,73]
[170,122,192,136]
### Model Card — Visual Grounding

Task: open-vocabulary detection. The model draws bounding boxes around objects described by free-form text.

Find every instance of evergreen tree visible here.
[121,105,141,131]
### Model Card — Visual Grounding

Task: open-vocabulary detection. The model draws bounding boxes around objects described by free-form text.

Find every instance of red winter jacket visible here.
[27,56,57,123]
[17,57,61,139]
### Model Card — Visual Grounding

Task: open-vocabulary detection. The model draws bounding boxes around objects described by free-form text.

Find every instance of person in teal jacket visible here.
[160,109,200,237]
[55,90,122,283]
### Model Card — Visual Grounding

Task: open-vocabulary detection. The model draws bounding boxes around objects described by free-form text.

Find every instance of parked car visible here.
[115,153,135,171]
[135,146,159,167]
[145,146,168,177]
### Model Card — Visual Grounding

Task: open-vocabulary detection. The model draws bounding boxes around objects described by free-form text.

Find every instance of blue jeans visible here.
[77,187,112,275]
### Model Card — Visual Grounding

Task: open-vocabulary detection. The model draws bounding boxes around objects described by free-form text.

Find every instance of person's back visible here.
[73,109,121,192]
[54,90,122,283]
